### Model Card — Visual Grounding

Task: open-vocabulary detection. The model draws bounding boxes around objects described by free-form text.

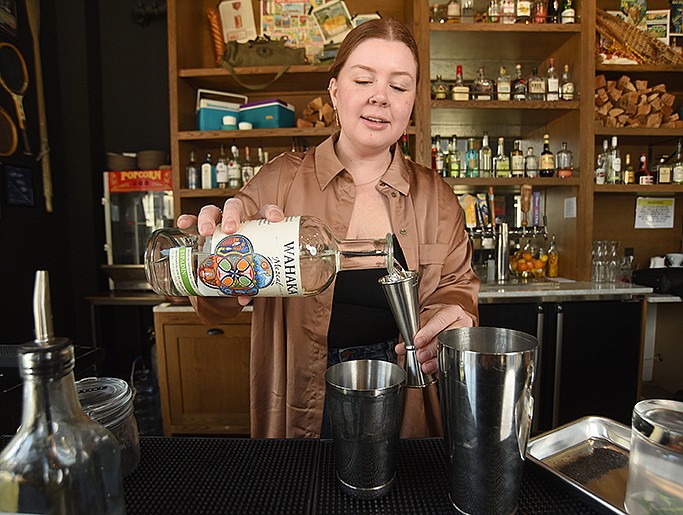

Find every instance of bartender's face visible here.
[329,38,416,156]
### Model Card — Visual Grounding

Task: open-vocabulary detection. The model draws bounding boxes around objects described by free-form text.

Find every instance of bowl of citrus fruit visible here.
[509,241,548,279]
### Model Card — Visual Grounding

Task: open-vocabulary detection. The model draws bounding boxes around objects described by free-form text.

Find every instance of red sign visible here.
[107,169,173,193]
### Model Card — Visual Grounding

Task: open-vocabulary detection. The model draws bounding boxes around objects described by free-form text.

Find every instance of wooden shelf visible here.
[178,127,337,141]
[444,177,580,186]
[594,127,683,139]
[430,22,581,32]
[432,100,580,109]
[593,184,683,193]
[596,64,683,73]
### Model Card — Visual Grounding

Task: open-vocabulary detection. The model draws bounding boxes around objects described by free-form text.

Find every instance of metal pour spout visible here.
[33,270,54,345]
[379,270,436,388]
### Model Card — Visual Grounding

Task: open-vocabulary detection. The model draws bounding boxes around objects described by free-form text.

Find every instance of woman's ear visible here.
[328,78,338,108]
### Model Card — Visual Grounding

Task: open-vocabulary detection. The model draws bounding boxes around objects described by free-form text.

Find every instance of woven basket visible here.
[596,8,683,65]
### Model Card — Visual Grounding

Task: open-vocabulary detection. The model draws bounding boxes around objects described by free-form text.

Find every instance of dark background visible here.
[0,0,168,348]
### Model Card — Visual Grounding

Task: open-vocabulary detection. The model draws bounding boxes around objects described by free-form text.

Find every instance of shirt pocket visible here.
[418,243,449,266]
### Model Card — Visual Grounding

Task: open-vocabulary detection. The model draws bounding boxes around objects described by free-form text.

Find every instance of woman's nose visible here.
[369,93,389,106]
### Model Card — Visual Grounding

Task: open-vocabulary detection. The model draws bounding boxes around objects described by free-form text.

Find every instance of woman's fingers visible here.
[259,204,285,222]
[221,198,244,233]
[413,305,475,373]
[176,214,197,229]
[195,205,224,236]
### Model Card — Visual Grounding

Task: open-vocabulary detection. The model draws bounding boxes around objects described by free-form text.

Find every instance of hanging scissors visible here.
[0,42,31,155]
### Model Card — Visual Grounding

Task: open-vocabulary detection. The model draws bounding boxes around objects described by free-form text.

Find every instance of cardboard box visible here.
[195,89,247,131]
[238,99,295,129]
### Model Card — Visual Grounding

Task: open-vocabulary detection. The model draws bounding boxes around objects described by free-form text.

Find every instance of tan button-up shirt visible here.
[194,134,479,438]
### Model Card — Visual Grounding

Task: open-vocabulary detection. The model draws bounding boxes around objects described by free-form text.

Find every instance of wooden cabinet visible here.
[154,307,251,436]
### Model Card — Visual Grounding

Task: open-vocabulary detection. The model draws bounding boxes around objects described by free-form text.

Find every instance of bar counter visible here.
[116,436,613,514]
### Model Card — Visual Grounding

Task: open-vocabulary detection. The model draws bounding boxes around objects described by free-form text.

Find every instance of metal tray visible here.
[526,416,631,514]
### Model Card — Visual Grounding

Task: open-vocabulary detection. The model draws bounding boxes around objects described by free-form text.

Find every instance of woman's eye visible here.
[355,80,372,85]
[391,85,408,92]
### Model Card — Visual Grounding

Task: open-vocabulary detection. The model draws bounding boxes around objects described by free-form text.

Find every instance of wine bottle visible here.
[145,216,395,297]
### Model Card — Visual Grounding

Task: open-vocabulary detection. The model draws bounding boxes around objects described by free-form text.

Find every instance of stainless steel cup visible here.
[438,327,538,515]
[325,359,406,499]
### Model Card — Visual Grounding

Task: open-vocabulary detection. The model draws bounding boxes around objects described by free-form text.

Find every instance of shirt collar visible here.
[314,132,411,196]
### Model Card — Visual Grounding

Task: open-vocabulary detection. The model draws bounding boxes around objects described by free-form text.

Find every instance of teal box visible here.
[195,89,247,131]
[238,99,295,129]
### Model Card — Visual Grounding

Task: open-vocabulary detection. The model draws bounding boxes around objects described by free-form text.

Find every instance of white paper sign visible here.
[634,197,675,229]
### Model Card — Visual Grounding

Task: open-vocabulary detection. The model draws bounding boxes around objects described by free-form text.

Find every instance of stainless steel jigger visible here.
[379,270,436,388]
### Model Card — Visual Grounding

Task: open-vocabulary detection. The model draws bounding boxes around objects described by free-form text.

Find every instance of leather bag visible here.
[220,37,306,91]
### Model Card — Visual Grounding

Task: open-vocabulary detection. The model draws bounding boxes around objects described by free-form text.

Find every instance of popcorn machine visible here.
[102,169,174,290]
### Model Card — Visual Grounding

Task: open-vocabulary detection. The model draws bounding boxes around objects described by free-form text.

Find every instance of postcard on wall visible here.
[260,1,324,59]
[671,0,683,35]
[218,1,258,43]
[311,0,353,44]
[0,0,18,39]
[621,0,648,25]
[645,9,670,44]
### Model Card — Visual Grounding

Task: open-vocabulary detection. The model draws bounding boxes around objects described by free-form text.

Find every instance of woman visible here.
[178,18,479,438]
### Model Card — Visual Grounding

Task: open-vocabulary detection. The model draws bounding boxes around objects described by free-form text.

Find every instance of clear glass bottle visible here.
[145,216,395,297]
[434,135,446,176]
[516,0,532,23]
[525,146,539,177]
[673,138,683,184]
[560,0,575,23]
[451,64,470,100]
[539,133,555,177]
[254,146,265,175]
[623,153,636,184]
[493,137,510,177]
[533,0,547,22]
[497,66,511,101]
[201,152,215,189]
[473,66,493,100]
[547,235,559,277]
[228,144,242,189]
[215,144,229,188]
[241,146,255,185]
[606,136,622,184]
[560,64,575,100]
[511,139,525,177]
[186,149,199,190]
[466,137,479,178]
[595,139,608,184]
[488,0,501,22]
[0,271,125,515]
[512,64,527,101]
[527,66,546,101]
[462,0,474,22]
[479,131,493,177]
[501,0,516,23]
[556,141,574,178]
[447,134,461,177]
[546,58,559,101]
[447,0,462,21]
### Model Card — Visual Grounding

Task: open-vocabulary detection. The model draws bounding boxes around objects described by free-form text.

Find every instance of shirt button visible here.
[391,192,397,198]
[400,229,407,235]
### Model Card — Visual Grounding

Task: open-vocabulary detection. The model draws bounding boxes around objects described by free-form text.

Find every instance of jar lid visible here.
[76,377,134,427]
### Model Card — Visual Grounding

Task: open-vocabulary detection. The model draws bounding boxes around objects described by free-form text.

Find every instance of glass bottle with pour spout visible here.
[145,215,395,297]
[0,271,125,515]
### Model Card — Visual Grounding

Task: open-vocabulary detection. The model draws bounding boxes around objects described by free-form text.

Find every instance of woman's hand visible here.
[176,198,286,305]
[395,304,475,375]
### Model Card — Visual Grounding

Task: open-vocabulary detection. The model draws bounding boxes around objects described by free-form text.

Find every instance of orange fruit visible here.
[523,252,532,261]
[517,261,527,271]
[534,259,544,269]
[540,254,549,262]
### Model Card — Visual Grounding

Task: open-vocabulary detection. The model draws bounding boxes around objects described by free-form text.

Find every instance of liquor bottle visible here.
[435,135,446,176]
[655,154,672,184]
[547,235,559,277]
[560,64,575,100]
[433,75,449,100]
[242,146,255,185]
[488,0,501,22]
[228,145,242,189]
[547,0,559,22]
[556,141,574,178]
[431,137,438,169]
[533,0,547,22]
[595,140,608,184]
[473,66,493,100]
[447,0,461,22]
[673,138,683,184]
[560,0,575,23]
[622,153,636,184]
[497,66,511,101]
[452,65,470,100]
[447,135,462,177]
[516,0,532,22]
[479,131,493,178]
[462,0,474,22]
[401,132,411,160]
[546,58,560,101]
[0,271,125,515]
[527,67,546,101]
[430,2,441,22]
[606,136,621,184]
[493,137,510,177]
[201,152,215,189]
[254,147,265,176]
[145,216,395,297]
[501,0,516,23]
[215,144,229,188]
[511,139,525,177]
[525,146,539,177]
[539,133,555,177]
[638,152,654,185]
[186,149,200,190]
[512,64,527,101]
[466,137,479,178]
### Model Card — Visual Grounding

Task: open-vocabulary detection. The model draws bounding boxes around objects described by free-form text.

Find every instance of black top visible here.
[327,238,406,349]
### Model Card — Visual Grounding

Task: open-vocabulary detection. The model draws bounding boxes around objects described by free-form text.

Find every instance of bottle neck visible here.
[336,235,393,273]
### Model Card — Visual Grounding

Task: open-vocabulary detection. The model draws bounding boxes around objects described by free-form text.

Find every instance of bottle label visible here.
[540,154,554,169]
[497,82,511,101]
[561,8,575,22]
[201,163,213,189]
[673,165,683,183]
[658,165,672,183]
[216,162,228,184]
[169,247,201,296]
[512,155,525,175]
[561,83,574,100]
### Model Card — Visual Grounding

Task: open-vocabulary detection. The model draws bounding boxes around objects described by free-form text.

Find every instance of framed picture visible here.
[671,0,683,35]
[645,9,670,44]
[218,0,258,43]
[352,13,382,27]
[0,0,18,39]
[311,0,353,44]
